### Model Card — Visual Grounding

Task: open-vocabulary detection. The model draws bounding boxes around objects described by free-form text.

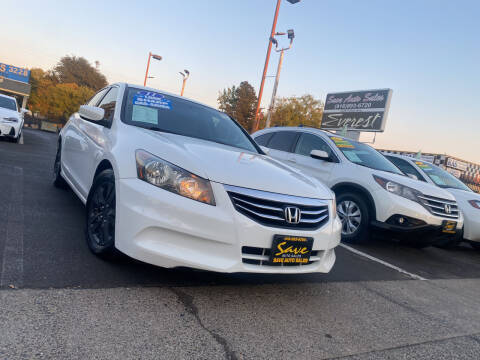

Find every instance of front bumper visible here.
[463,212,480,242]
[371,218,461,244]
[115,178,341,273]
[0,121,20,138]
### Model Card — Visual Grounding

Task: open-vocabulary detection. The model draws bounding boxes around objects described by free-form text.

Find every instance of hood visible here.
[140,130,333,199]
[0,107,19,120]
[372,169,457,201]
[447,187,480,202]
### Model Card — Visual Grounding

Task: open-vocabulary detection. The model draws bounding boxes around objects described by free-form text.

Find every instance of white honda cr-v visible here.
[53,83,341,273]
[384,154,480,249]
[252,127,463,247]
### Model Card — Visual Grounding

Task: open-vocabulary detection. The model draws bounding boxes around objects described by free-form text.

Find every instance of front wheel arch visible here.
[332,182,376,222]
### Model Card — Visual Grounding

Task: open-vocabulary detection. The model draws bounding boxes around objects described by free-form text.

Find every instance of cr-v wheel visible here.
[86,169,118,258]
[336,192,370,244]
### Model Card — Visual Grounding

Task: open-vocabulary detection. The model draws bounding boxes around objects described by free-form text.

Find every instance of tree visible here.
[45,83,94,121]
[53,55,107,91]
[268,95,324,128]
[218,81,257,130]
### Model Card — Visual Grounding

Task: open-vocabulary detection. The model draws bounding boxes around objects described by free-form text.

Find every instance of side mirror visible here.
[260,146,270,155]
[407,173,418,180]
[20,108,28,114]
[79,105,104,121]
[310,149,330,161]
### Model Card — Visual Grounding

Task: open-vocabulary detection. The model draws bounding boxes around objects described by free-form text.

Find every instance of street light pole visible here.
[265,29,295,128]
[179,70,190,96]
[143,52,162,86]
[252,0,301,133]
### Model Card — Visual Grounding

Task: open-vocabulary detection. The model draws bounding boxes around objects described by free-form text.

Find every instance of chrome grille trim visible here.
[417,194,459,219]
[225,184,330,230]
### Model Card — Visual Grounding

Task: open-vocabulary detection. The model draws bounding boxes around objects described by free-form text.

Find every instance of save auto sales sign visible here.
[321,89,393,132]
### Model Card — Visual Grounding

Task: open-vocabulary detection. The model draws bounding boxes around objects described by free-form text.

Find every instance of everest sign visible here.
[321,89,393,132]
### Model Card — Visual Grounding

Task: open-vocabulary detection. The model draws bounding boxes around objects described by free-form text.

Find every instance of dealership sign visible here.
[321,89,393,132]
[446,158,468,172]
[0,62,30,84]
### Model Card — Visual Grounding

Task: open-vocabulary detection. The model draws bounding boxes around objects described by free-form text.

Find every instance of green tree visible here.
[218,81,257,131]
[53,55,107,91]
[268,95,324,128]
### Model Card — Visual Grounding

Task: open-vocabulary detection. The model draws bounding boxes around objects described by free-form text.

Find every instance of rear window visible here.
[267,131,298,152]
[254,132,274,146]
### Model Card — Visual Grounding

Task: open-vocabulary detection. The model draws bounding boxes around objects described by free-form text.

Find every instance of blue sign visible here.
[133,91,171,110]
[0,62,30,83]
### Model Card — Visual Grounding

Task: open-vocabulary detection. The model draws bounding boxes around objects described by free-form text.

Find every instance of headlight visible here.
[4,117,18,123]
[373,175,422,202]
[136,149,215,205]
[469,200,480,210]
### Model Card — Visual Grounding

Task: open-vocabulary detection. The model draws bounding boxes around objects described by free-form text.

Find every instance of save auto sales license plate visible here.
[442,220,457,234]
[269,235,314,265]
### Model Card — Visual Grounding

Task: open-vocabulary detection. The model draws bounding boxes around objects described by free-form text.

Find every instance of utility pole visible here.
[265,29,295,128]
[252,0,301,132]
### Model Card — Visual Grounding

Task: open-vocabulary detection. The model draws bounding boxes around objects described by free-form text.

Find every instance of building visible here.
[0,62,31,109]
[379,149,480,193]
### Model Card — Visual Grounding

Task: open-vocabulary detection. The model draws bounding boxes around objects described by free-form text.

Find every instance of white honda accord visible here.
[53,83,341,273]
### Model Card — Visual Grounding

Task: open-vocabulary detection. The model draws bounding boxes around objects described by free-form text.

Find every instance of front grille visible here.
[241,246,323,266]
[417,195,459,219]
[224,185,329,230]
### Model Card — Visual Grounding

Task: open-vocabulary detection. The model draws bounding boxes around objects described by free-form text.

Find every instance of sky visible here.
[2,0,479,163]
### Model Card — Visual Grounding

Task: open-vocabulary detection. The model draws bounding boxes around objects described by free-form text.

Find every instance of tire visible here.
[85,169,119,259]
[336,192,370,244]
[53,141,68,188]
[470,241,480,250]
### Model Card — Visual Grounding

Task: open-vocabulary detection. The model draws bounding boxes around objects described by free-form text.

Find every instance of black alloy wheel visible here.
[86,169,118,258]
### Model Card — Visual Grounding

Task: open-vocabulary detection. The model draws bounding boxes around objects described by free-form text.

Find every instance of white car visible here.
[0,94,24,143]
[252,127,463,247]
[384,154,480,248]
[53,83,341,273]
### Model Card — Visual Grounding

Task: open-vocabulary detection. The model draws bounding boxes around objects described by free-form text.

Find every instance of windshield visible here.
[0,97,17,111]
[413,160,472,192]
[122,88,259,153]
[328,136,403,174]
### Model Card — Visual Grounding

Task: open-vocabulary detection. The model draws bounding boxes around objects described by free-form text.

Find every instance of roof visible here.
[0,93,16,101]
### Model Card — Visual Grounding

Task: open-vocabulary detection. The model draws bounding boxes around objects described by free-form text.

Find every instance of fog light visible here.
[398,217,405,225]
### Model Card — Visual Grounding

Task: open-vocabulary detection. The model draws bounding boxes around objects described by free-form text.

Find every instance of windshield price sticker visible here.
[133,91,172,110]
[415,161,431,170]
[330,136,355,149]
[269,235,313,264]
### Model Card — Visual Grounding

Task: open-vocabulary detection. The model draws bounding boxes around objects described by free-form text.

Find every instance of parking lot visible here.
[1,129,480,359]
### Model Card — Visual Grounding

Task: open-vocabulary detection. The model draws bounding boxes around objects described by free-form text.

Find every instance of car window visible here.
[386,156,426,181]
[254,132,274,146]
[87,88,109,107]
[97,87,118,124]
[295,133,336,159]
[0,97,17,111]
[414,160,472,192]
[328,135,403,175]
[122,87,259,153]
[267,131,298,153]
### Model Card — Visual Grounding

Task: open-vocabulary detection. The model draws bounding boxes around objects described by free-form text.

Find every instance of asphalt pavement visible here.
[1,129,480,359]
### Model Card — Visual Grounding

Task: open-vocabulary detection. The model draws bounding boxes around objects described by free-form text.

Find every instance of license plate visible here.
[269,235,314,265]
[442,220,457,234]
